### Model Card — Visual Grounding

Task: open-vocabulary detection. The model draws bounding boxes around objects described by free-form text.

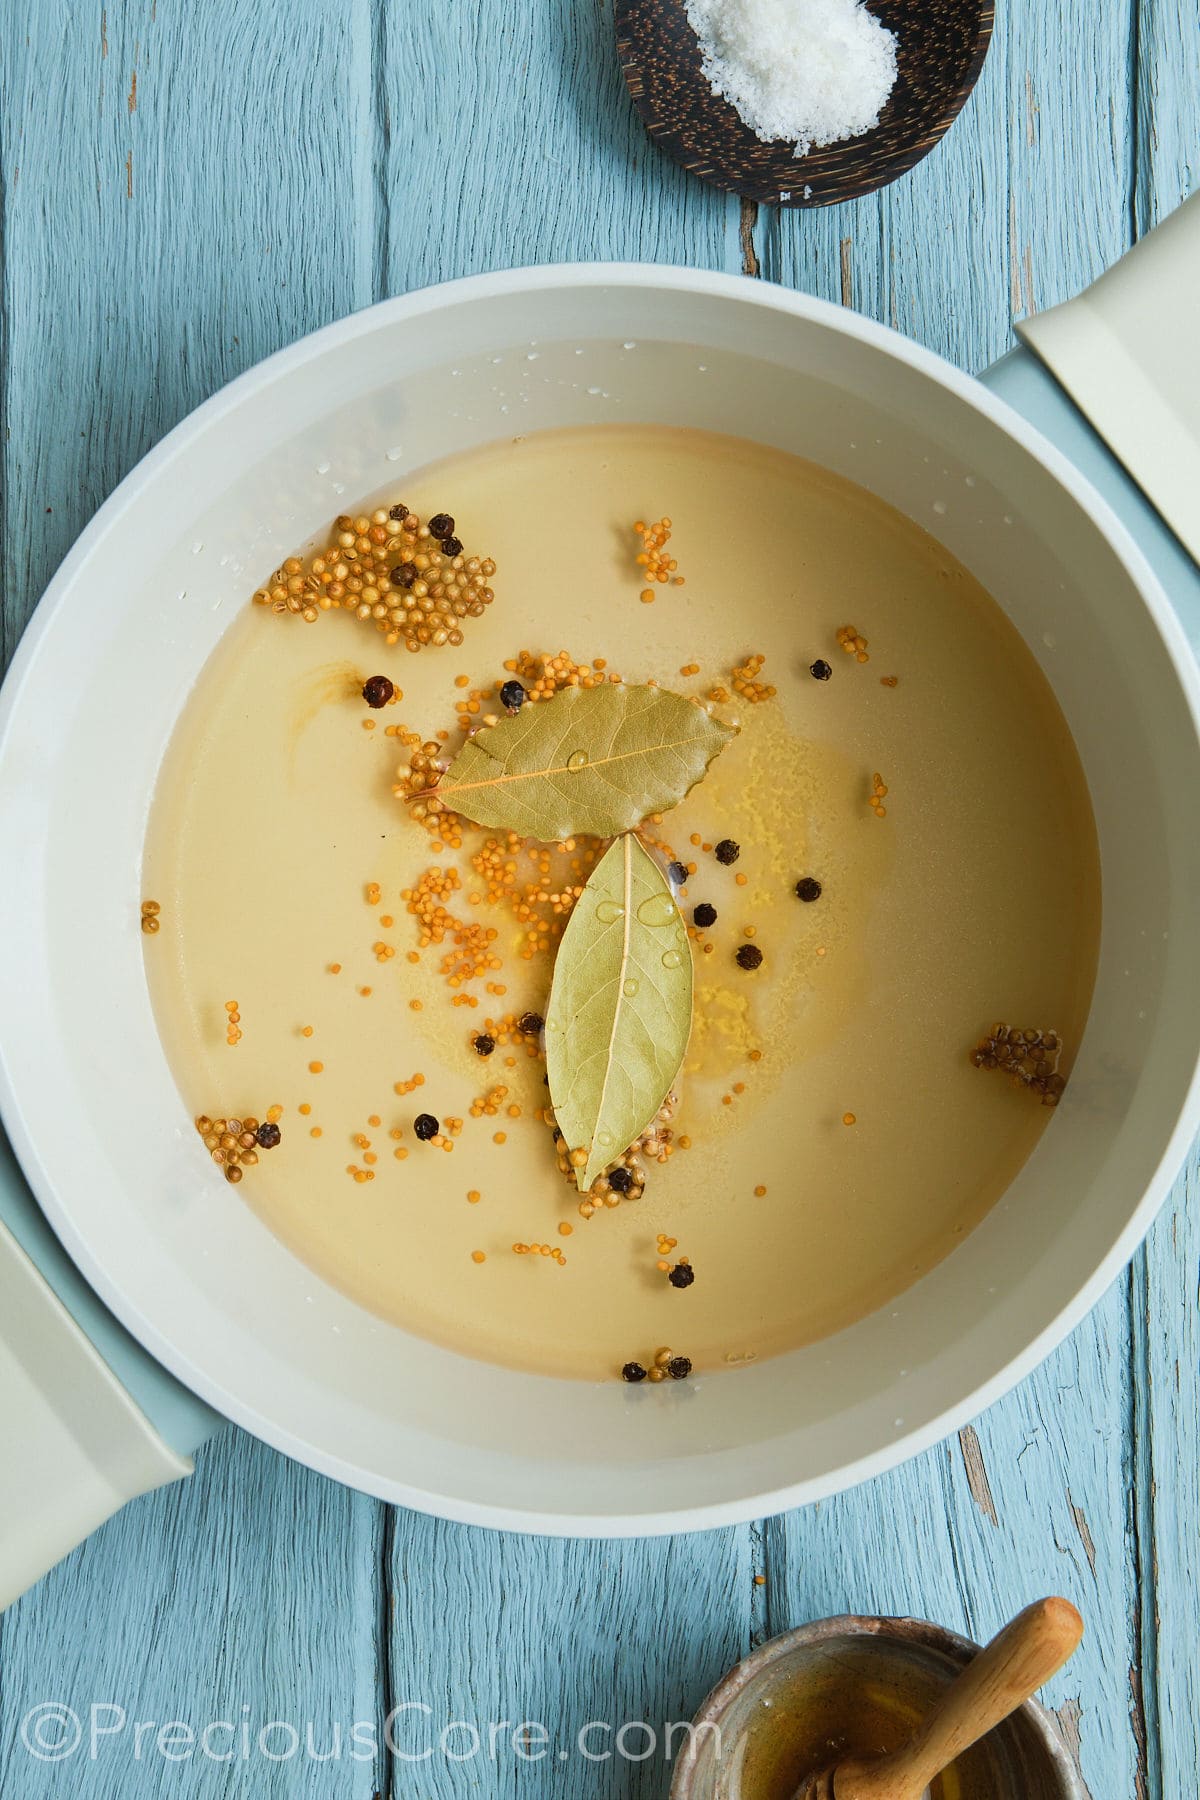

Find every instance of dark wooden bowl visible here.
[615,0,994,207]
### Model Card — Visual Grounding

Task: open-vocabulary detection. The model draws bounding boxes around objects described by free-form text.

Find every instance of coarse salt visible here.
[684,0,899,157]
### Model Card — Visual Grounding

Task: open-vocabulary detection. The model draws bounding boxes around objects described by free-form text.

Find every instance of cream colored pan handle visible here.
[1018,191,1200,567]
[0,1218,193,1611]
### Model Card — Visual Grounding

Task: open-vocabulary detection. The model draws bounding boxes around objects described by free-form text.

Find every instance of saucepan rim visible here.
[1,263,1199,1533]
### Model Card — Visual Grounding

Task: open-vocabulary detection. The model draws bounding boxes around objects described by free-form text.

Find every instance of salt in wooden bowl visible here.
[616,0,994,207]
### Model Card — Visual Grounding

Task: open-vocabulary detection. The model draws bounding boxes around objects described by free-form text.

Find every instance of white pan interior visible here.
[2,268,1199,1532]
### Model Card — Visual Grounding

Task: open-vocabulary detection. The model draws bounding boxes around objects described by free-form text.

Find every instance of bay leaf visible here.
[546,832,692,1191]
[434,682,735,839]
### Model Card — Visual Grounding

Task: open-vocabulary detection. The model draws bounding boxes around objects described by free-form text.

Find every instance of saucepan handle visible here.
[1017,191,1200,568]
[0,1213,195,1611]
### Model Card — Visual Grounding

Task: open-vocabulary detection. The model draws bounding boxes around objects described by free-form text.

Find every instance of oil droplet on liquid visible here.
[566,750,588,771]
[636,893,677,929]
[596,899,626,925]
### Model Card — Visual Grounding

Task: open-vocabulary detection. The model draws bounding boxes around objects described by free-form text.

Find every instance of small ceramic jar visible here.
[670,1615,1084,1800]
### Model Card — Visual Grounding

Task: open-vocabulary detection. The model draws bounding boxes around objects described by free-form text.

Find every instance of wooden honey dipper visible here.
[793,1598,1083,1800]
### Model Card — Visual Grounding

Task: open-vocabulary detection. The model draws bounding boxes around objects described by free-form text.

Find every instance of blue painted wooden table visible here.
[0,2,1197,1794]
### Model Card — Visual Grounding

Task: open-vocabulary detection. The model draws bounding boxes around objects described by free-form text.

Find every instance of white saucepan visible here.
[1,200,1198,1586]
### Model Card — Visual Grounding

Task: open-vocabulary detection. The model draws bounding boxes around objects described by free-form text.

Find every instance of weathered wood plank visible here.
[0,2,384,1793]
[1130,9,1200,1796]
[761,7,1144,1796]
[1134,0,1200,228]
[999,1,1136,324]
[386,1516,750,1798]
[762,1288,1137,1800]
[1133,1175,1200,1800]
[0,1432,384,1796]
[375,17,756,1799]
[0,0,377,657]
[375,0,745,289]
[1129,7,1200,1793]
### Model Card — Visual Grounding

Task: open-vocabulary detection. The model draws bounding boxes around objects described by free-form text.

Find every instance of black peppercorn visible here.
[667,1355,692,1380]
[622,1362,648,1383]
[607,1166,633,1194]
[390,562,418,588]
[473,1033,496,1057]
[388,503,409,521]
[810,659,832,681]
[714,838,740,865]
[795,877,822,902]
[693,902,717,928]
[413,1113,439,1141]
[736,944,763,970]
[362,674,394,709]
[518,1011,544,1035]
[428,512,455,538]
[500,679,527,711]
[668,860,689,885]
[440,535,463,556]
[255,1121,282,1149]
[668,1262,695,1289]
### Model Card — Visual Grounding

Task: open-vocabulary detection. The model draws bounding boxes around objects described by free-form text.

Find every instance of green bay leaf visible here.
[435,682,735,839]
[546,833,692,1191]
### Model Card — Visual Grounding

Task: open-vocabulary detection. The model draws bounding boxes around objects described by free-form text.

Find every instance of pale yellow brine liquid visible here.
[143,426,1100,1380]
